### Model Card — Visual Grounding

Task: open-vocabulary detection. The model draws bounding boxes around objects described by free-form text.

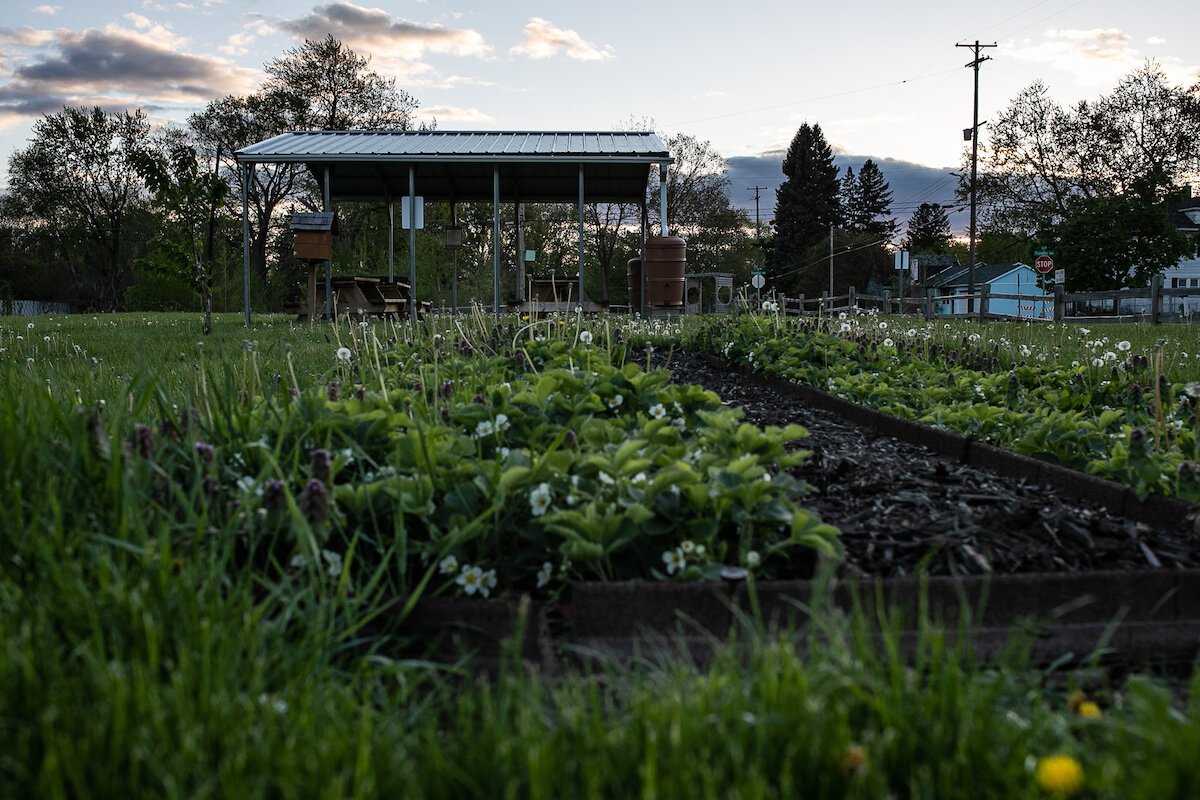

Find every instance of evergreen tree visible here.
[846,159,897,241]
[839,166,858,227]
[905,202,953,253]
[771,123,840,293]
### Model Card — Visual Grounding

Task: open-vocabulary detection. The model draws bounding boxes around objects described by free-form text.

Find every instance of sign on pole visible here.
[1034,255,1054,274]
[1054,268,1065,285]
[750,268,765,289]
[401,196,424,230]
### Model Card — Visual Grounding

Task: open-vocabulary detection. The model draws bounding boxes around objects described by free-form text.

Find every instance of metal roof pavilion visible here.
[236,130,672,203]
[233,130,675,322]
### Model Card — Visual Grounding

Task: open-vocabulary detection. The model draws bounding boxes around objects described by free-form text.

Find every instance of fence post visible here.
[820,291,829,314]
[797,294,805,315]
[1053,283,1065,321]
[1150,273,1162,325]
[883,289,892,314]
[848,286,856,311]
[925,289,934,320]
[978,284,990,321]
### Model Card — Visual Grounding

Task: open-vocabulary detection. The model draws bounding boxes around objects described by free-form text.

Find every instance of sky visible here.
[1,0,1198,233]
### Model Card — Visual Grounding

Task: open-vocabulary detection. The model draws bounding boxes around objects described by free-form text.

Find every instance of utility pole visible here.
[828,222,834,304]
[957,39,995,315]
[747,185,767,243]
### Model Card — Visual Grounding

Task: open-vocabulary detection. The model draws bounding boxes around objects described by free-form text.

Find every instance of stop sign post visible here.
[1034,255,1054,274]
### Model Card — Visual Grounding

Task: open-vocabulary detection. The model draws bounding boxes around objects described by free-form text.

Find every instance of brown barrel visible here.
[644,236,686,307]
[627,257,642,310]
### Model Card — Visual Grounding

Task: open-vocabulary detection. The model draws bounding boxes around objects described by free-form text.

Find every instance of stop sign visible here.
[1034,255,1054,274]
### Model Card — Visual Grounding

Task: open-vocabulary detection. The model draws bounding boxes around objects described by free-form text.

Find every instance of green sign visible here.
[751,269,765,276]
[524,249,536,263]
[1034,247,1054,257]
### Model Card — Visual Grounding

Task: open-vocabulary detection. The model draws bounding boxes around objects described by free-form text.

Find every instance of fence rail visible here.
[771,274,1199,324]
[1,299,76,316]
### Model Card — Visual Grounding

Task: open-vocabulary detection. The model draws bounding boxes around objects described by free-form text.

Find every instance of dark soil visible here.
[656,349,1199,578]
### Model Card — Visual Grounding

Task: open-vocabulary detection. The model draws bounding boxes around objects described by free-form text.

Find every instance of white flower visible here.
[1184,382,1200,399]
[457,565,484,595]
[1117,340,1132,352]
[479,569,497,598]
[1104,351,1117,362]
[536,561,554,588]
[883,338,894,347]
[879,321,888,330]
[761,300,772,310]
[530,482,553,516]
[840,322,852,333]
[673,417,687,432]
[439,555,459,575]
[680,540,696,554]
[236,476,256,493]
[744,550,761,568]
[968,333,980,342]
[499,446,511,459]
[475,420,494,438]
[494,413,510,432]
[662,547,686,575]
[1091,357,1105,367]
[320,549,342,578]
[579,330,593,344]
[289,553,307,569]
[335,347,352,362]
[598,471,615,485]
[631,471,648,485]
[1079,327,1091,335]
[608,394,624,410]
[648,403,666,420]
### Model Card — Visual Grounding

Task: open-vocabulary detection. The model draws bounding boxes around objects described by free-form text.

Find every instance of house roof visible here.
[930,262,1034,288]
[235,130,672,204]
[1170,197,1200,232]
[287,211,337,232]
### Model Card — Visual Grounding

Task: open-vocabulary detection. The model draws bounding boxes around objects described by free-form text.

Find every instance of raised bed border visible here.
[695,353,1199,533]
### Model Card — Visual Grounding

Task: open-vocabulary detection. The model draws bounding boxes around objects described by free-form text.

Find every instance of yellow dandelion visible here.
[1035,754,1084,796]
[838,744,867,775]
[1077,700,1101,718]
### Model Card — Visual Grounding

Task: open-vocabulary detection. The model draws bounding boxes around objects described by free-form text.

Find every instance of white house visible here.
[927,261,1053,319]
[1162,196,1200,314]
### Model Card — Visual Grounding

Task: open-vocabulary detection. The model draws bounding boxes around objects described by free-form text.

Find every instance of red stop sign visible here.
[1034,255,1054,274]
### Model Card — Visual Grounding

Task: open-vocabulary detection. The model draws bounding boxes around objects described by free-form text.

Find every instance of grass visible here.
[2,309,1199,798]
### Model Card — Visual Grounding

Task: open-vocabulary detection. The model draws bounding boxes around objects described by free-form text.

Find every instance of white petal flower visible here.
[479,569,497,598]
[494,413,510,431]
[320,549,342,578]
[439,555,460,575]
[530,482,553,516]
[662,547,686,575]
[475,420,494,438]
[456,565,483,595]
[744,550,761,568]
[680,540,696,554]
[648,403,666,420]
[536,561,554,588]
[608,394,624,410]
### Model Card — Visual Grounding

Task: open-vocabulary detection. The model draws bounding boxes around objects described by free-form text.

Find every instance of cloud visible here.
[509,18,614,61]
[1146,36,1167,45]
[0,21,258,125]
[32,5,61,15]
[414,104,494,124]
[428,74,495,90]
[219,16,275,56]
[1008,28,1200,87]
[277,2,491,60]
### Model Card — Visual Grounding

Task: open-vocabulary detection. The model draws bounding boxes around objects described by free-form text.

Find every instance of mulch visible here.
[655,349,1199,578]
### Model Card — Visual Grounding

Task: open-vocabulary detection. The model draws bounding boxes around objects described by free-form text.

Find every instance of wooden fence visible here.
[772,274,1199,324]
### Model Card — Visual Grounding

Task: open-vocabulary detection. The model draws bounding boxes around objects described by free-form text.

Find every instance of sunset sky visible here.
[2,0,1197,227]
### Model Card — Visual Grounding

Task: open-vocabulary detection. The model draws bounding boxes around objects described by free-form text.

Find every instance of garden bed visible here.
[652,348,1198,578]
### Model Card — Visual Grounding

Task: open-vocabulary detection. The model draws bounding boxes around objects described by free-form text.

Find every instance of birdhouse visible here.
[289,212,339,262]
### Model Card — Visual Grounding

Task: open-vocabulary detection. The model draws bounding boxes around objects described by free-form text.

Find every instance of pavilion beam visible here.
[493,166,500,318]
[408,165,417,323]
[640,199,648,317]
[659,163,669,237]
[578,164,585,308]
[242,162,251,326]
[387,191,394,283]
[323,166,332,319]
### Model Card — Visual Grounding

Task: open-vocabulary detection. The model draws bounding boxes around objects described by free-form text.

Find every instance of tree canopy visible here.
[771,123,841,294]
[905,202,953,253]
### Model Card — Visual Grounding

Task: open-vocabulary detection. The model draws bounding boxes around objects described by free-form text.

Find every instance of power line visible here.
[747,185,767,242]
[957,39,998,313]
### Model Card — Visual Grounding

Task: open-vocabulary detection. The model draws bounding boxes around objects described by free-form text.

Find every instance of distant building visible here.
[1163,196,1200,314]
[926,261,1052,319]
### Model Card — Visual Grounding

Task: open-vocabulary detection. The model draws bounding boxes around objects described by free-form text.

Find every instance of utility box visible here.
[289,212,338,262]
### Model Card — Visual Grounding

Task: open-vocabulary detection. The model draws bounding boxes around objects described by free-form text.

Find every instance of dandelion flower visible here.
[1034,755,1084,796]
[662,547,686,575]
[335,346,352,362]
[439,555,459,575]
[1077,701,1101,718]
[840,322,852,333]
[883,337,894,347]
[530,482,553,516]
[579,330,593,344]
[1117,340,1131,351]
[744,550,761,568]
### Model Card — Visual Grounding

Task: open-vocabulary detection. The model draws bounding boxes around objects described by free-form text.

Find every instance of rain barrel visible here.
[626,257,642,310]
[644,236,686,308]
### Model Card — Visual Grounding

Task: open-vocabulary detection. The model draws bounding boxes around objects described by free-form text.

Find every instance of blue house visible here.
[928,262,1053,319]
